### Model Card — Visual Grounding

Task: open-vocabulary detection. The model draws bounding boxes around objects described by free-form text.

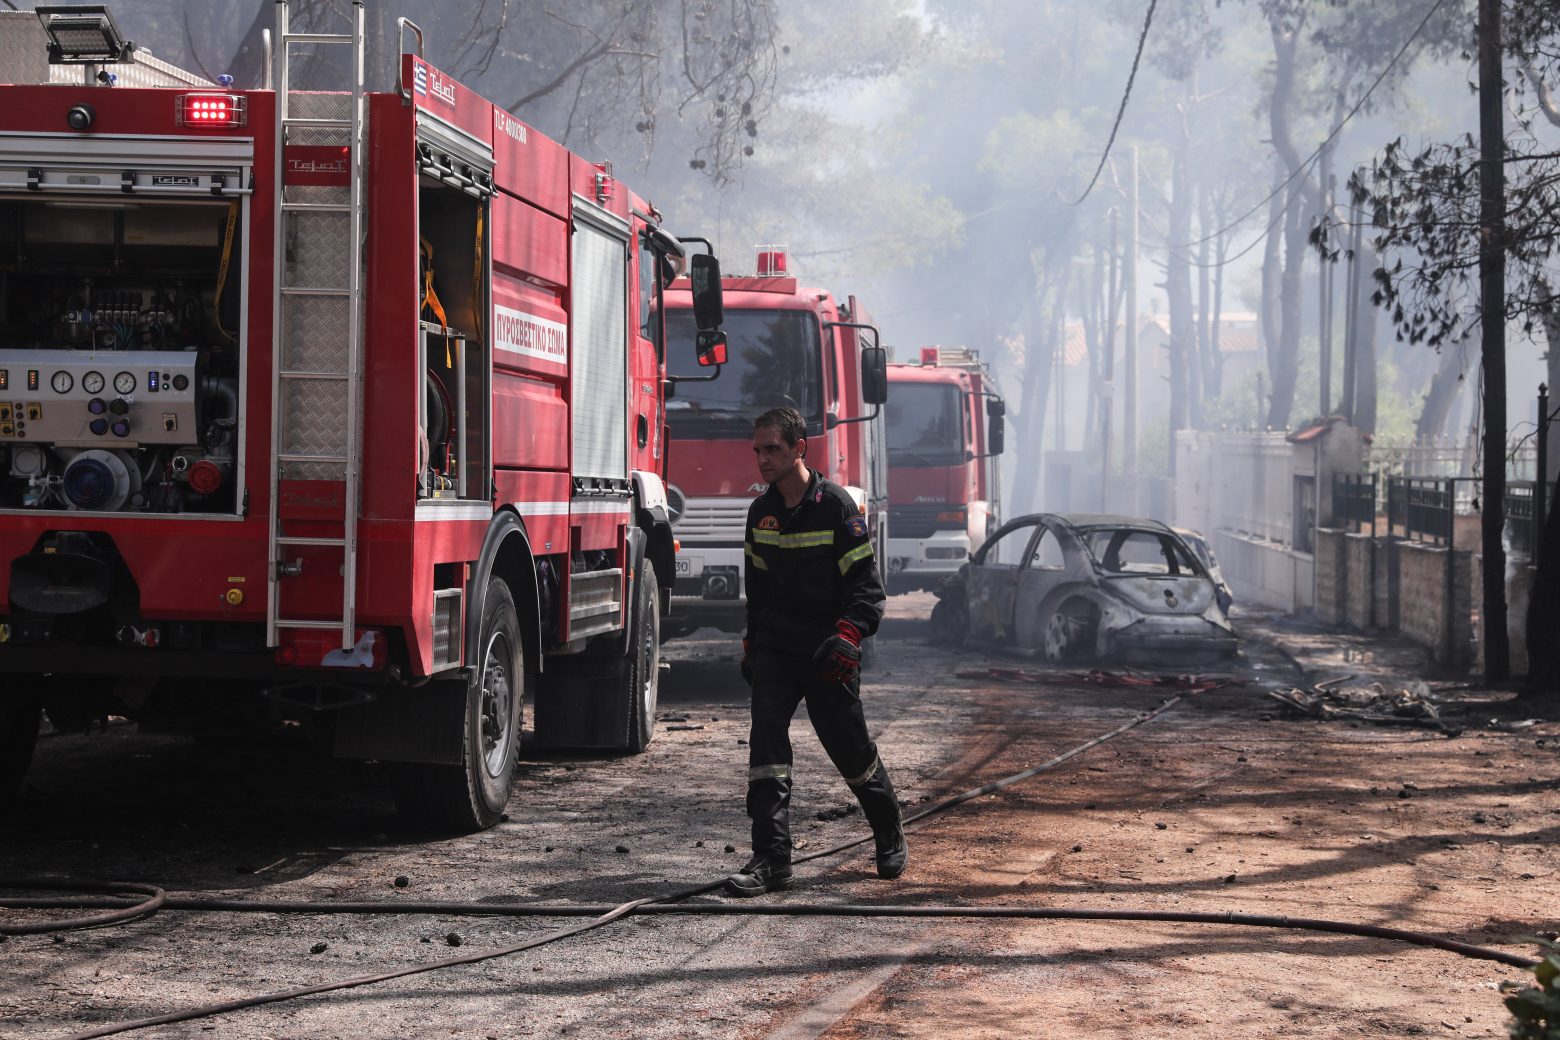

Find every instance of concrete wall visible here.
[1213,530,1314,613]
[1399,542,1472,665]
[1345,534,1376,629]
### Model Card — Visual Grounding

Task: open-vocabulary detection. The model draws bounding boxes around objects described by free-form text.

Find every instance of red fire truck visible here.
[657,247,888,639]
[0,3,726,831]
[884,346,1005,592]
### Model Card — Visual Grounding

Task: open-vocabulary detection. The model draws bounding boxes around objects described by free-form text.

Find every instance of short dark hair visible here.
[754,407,807,447]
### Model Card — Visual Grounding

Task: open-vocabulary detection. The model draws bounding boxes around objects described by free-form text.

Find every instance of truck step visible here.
[276,536,348,548]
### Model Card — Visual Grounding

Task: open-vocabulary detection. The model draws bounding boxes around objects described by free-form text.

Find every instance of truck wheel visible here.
[394,578,525,832]
[0,698,42,812]
[624,563,660,754]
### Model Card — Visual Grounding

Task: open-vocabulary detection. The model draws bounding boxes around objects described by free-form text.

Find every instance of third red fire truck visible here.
[657,248,888,640]
[0,3,726,830]
[884,346,1005,592]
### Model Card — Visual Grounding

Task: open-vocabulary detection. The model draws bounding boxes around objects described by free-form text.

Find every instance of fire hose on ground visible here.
[0,690,1541,1040]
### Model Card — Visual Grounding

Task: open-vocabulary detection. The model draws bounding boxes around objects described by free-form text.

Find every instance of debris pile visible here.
[1266,679,1462,735]
[955,667,1238,692]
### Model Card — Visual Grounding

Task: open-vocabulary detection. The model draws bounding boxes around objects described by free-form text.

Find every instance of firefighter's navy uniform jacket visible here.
[744,472,884,655]
[740,470,898,866]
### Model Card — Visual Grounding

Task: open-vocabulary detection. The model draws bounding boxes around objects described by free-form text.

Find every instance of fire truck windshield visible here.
[665,308,825,436]
[887,382,965,466]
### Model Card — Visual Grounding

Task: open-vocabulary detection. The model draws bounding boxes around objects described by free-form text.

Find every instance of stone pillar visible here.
[1345,533,1375,628]
[1314,528,1347,625]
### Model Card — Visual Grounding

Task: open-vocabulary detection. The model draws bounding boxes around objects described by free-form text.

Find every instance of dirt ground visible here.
[2,594,1557,1039]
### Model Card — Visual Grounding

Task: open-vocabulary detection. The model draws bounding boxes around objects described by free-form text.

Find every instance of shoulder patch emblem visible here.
[846,516,868,539]
[757,516,780,530]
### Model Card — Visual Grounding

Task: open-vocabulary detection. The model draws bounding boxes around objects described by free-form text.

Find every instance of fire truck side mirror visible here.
[987,402,1006,456]
[689,253,724,332]
[861,345,888,405]
[696,329,728,367]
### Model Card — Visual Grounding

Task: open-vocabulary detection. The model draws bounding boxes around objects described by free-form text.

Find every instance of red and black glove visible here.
[813,620,863,684]
[740,639,754,687]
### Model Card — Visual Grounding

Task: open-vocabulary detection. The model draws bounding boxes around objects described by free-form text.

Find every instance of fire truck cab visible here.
[0,4,725,831]
[885,347,1005,592]
[658,248,889,638]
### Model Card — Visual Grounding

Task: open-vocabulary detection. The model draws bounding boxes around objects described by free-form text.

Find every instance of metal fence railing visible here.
[1332,471,1543,553]
[1385,476,1455,545]
[1331,472,1377,532]
[1505,480,1537,557]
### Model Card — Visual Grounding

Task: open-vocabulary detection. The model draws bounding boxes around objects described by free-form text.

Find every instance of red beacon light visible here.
[756,246,788,278]
[176,93,246,128]
[593,160,614,203]
[920,346,939,366]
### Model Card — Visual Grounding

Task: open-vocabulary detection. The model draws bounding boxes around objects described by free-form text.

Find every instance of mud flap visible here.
[332,680,467,764]
[531,656,631,749]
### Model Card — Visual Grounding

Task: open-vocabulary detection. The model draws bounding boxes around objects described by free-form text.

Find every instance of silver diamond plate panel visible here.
[282,295,351,372]
[286,92,354,147]
[280,379,350,480]
[286,210,354,291]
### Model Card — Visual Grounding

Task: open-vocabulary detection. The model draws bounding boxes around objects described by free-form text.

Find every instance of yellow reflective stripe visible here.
[837,542,874,574]
[751,530,834,549]
[749,764,791,781]
[844,755,881,787]
[745,542,769,570]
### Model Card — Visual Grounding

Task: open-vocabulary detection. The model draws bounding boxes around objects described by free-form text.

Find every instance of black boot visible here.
[851,762,908,880]
[724,855,795,897]
[727,775,794,896]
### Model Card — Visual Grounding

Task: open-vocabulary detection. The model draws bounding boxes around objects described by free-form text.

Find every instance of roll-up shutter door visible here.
[570,205,629,482]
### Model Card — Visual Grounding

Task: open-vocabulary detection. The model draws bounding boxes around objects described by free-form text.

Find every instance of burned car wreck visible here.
[930,513,1238,663]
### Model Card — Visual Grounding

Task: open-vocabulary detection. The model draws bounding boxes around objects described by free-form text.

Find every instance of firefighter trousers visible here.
[745,646,900,863]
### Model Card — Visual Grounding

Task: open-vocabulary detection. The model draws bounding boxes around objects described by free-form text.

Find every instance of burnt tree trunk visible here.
[1414,342,1473,441]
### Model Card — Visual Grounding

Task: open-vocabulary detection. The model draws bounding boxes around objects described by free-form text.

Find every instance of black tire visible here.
[624,564,660,754]
[1041,598,1097,664]
[0,698,42,812]
[929,595,967,647]
[393,578,525,833]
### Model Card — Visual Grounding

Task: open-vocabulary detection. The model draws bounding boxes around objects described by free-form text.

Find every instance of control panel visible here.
[0,349,199,446]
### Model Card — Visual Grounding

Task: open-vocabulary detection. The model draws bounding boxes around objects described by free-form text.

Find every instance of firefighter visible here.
[725,407,907,897]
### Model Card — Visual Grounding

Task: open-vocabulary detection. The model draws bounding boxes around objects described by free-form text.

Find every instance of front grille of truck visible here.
[889,504,961,540]
[675,498,749,546]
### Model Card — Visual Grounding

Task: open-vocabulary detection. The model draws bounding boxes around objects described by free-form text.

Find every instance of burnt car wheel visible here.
[929,593,967,647]
[1041,599,1097,663]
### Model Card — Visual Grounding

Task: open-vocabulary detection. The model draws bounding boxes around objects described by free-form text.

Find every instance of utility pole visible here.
[1319,174,1334,416]
[1125,146,1139,512]
[1102,207,1119,513]
[1478,0,1509,681]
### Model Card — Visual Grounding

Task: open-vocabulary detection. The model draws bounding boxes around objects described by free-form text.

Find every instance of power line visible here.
[1066,0,1158,208]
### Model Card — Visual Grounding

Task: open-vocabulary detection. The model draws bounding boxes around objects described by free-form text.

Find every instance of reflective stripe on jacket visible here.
[744,471,885,656]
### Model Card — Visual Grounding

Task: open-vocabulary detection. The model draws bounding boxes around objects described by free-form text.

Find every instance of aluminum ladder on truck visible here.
[265,0,367,651]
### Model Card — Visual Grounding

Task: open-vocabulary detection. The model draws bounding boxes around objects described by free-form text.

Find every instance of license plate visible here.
[675,556,703,577]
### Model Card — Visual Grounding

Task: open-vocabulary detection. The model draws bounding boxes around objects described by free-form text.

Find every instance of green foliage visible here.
[1501,939,1560,1039]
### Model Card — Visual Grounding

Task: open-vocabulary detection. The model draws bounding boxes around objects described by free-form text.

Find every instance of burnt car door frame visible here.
[965,516,1045,643]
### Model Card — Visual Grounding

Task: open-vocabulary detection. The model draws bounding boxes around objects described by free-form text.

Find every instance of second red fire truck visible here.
[0,3,726,830]
[657,248,888,641]
[884,347,1005,592]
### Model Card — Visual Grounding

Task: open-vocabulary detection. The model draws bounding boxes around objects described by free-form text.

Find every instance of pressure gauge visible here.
[51,370,73,393]
[82,371,105,394]
[114,371,137,395]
